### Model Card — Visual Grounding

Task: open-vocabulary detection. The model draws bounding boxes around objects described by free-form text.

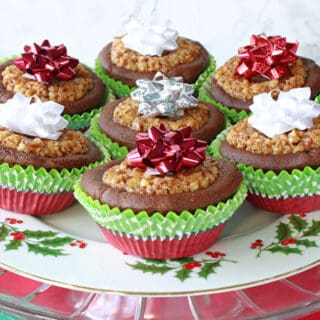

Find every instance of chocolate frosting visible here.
[81,158,243,214]
[99,98,225,150]
[98,39,209,87]
[220,140,320,173]
[0,139,102,170]
[0,60,106,115]
[210,57,320,112]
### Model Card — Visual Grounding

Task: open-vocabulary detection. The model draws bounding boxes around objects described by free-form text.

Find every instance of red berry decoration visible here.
[251,239,264,249]
[70,240,87,249]
[206,251,226,258]
[10,232,25,241]
[281,238,297,246]
[289,238,297,244]
[79,242,87,249]
[299,213,307,218]
[281,239,290,246]
[183,262,202,270]
[5,218,17,224]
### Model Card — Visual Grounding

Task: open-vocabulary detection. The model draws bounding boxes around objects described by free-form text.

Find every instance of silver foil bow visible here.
[131,72,198,117]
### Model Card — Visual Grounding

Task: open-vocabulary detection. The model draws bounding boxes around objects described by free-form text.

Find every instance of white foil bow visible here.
[122,16,178,56]
[131,72,198,117]
[248,87,320,138]
[0,93,68,140]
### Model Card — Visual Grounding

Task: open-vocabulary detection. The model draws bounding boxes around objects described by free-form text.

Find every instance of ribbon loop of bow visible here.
[14,40,79,84]
[127,124,207,176]
[235,34,299,80]
[131,72,198,118]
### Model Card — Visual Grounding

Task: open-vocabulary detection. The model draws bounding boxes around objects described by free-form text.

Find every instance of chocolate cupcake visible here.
[0,40,110,130]
[95,16,214,98]
[200,34,320,123]
[210,87,320,214]
[89,73,225,159]
[0,93,109,215]
[75,124,246,259]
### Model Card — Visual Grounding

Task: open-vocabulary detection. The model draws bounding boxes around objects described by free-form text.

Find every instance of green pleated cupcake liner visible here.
[0,137,110,194]
[64,89,114,130]
[74,180,247,239]
[95,58,135,98]
[210,128,320,198]
[89,114,129,159]
[95,55,216,98]
[193,55,216,95]
[0,55,114,131]
[198,69,249,124]
[0,54,19,64]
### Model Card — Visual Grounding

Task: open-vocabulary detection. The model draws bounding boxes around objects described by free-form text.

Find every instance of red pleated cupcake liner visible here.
[99,224,226,259]
[0,186,76,215]
[247,192,320,214]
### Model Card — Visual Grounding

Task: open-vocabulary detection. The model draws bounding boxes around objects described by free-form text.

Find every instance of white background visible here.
[0,0,319,67]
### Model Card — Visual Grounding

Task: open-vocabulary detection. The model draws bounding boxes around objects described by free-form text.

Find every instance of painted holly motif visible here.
[0,217,86,257]
[127,251,236,282]
[251,214,320,257]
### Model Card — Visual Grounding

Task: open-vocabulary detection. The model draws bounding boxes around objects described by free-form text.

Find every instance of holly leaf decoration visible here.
[39,236,74,247]
[126,262,174,275]
[302,220,320,237]
[289,215,308,233]
[171,257,195,264]
[266,245,302,255]
[276,222,292,241]
[144,258,167,265]
[296,239,318,248]
[199,261,221,279]
[5,240,23,251]
[23,230,58,239]
[26,243,66,257]
[0,225,9,241]
[175,268,192,281]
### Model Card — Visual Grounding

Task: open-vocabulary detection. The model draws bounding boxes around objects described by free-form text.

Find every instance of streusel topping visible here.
[215,56,307,101]
[113,97,208,131]
[226,118,320,154]
[102,157,218,195]
[111,37,201,73]
[2,64,93,104]
[0,128,89,157]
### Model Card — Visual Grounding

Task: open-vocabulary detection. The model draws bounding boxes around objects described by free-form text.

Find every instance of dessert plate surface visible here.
[0,202,319,296]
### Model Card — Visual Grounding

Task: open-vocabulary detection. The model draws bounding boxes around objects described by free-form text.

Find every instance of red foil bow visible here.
[127,124,207,176]
[14,40,79,84]
[235,34,299,80]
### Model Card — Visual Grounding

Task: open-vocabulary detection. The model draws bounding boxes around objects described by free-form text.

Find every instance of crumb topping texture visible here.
[2,64,93,104]
[0,128,89,157]
[102,157,218,195]
[113,97,209,131]
[111,37,201,73]
[226,118,320,154]
[215,56,307,101]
